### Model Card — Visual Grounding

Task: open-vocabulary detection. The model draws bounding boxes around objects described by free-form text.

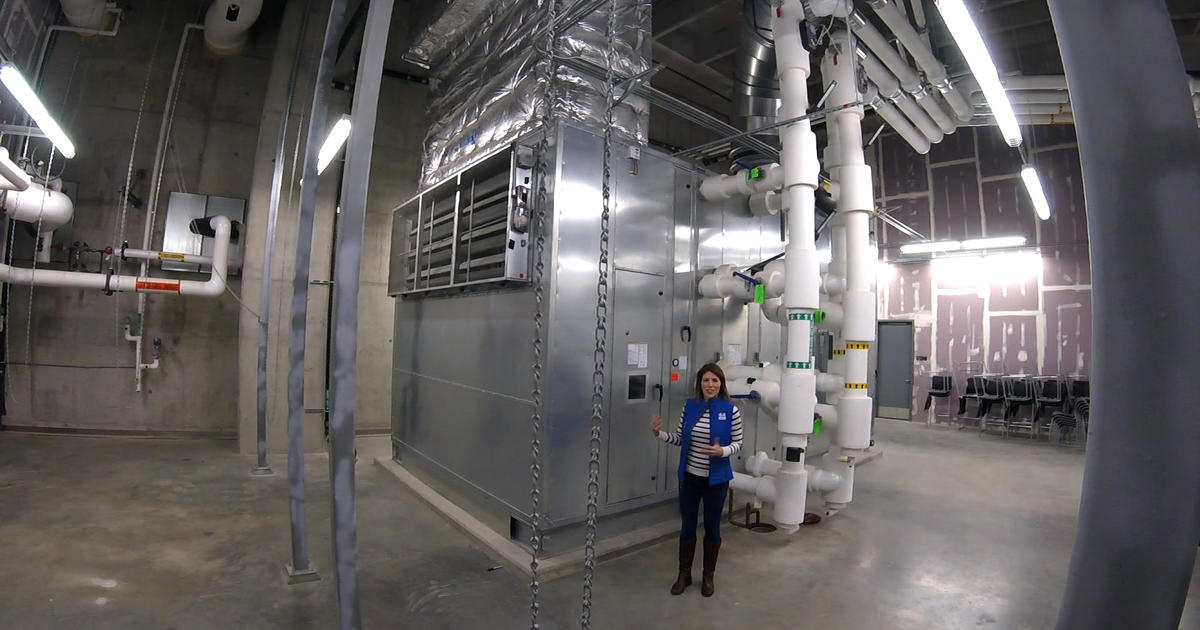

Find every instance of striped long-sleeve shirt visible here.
[658,404,743,477]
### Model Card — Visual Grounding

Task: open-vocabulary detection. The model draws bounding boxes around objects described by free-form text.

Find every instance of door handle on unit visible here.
[680,326,691,343]
[653,384,663,401]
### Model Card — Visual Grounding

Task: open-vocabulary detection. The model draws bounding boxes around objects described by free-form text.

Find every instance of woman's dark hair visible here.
[693,363,731,401]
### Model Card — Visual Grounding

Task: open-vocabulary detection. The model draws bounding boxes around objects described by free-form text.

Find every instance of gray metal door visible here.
[607,269,666,505]
[875,320,915,420]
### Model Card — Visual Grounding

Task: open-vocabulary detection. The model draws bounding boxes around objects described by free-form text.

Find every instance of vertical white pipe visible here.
[771,0,821,532]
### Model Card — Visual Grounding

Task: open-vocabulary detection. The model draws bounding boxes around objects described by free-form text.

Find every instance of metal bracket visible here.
[614,63,664,105]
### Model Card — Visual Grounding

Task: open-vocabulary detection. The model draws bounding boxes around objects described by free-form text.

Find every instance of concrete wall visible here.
[870,125,1091,414]
[234,3,428,455]
[1,0,277,434]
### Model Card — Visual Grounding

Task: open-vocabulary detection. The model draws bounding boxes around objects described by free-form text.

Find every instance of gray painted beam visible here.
[326,0,393,626]
[285,0,352,583]
[1048,1,1200,628]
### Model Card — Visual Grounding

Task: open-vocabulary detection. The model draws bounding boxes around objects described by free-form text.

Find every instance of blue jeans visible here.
[679,472,729,542]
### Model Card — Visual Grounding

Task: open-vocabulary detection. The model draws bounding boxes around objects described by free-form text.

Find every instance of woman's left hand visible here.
[701,439,724,457]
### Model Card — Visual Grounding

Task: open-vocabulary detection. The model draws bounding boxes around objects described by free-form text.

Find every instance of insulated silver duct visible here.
[733,0,779,134]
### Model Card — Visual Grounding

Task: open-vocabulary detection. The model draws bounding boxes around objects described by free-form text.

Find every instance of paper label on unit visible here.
[637,343,648,369]
[677,355,688,372]
[627,343,639,366]
[725,344,743,366]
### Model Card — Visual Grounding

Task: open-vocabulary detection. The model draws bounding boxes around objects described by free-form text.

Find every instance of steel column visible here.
[1048,1,1200,628]
[327,0,393,627]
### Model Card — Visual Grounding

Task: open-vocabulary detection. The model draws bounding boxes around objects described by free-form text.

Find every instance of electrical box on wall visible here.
[161,192,245,274]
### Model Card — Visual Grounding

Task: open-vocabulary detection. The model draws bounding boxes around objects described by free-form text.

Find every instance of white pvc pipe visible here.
[773,0,820,530]
[60,0,108,29]
[204,0,264,55]
[3,180,73,230]
[700,164,783,201]
[858,49,944,144]
[866,0,973,122]
[0,148,31,191]
[0,216,231,295]
[698,264,756,300]
[736,462,843,493]
[972,90,1071,106]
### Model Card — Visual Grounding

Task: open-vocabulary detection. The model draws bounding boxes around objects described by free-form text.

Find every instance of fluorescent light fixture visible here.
[900,240,961,255]
[961,236,1027,250]
[316,115,352,174]
[0,64,76,159]
[934,0,1022,147]
[1020,166,1052,220]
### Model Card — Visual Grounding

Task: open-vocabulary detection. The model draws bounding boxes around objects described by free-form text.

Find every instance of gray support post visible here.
[284,0,349,584]
[253,0,313,477]
[1048,2,1200,628]
[327,0,393,626]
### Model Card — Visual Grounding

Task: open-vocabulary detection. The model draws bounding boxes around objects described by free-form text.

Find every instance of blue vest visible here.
[678,398,736,486]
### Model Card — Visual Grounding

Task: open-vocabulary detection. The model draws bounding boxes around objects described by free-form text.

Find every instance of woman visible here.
[650,363,743,597]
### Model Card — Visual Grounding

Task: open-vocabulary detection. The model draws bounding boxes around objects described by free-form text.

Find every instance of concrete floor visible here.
[2,420,1199,629]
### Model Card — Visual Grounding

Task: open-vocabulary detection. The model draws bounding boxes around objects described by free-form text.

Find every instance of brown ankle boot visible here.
[670,538,696,595]
[701,539,721,597]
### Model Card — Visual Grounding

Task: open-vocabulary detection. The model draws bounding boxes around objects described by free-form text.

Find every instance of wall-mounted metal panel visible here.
[606,269,666,505]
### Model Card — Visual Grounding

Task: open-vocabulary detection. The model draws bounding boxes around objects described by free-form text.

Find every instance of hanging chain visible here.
[581,0,619,627]
[528,0,560,628]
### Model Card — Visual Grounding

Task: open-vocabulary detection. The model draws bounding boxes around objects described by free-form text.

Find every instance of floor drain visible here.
[802,512,822,525]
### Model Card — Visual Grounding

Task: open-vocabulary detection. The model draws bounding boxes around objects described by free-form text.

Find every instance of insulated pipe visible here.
[762,296,785,324]
[1048,1,1200,628]
[0,149,31,191]
[772,0,820,532]
[119,248,213,266]
[817,300,844,329]
[759,259,785,297]
[700,163,783,200]
[865,0,973,122]
[60,0,108,29]
[0,215,230,294]
[204,0,264,55]
[728,377,781,413]
[3,181,73,230]
[698,264,757,300]
[857,48,944,144]
[868,96,931,154]
[825,33,875,458]
[971,90,1070,106]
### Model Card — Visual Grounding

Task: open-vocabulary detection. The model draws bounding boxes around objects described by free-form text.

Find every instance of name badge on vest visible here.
[717,412,727,421]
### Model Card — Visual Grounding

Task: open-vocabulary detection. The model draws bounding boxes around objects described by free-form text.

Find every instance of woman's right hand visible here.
[650,414,663,434]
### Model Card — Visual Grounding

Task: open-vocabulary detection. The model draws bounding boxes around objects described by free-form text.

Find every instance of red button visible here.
[671,373,680,382]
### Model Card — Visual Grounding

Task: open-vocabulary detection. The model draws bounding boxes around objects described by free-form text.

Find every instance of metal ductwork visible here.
[731,0,779,166]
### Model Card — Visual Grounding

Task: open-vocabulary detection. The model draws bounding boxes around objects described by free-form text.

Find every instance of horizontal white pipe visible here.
[732,472,777,503]
[735,465,843,494]
[700,164,783,200]
[816,373,844,393]
[204,0,263,55]
[3,180,73,230]
[121,248,214,266]
[698,264,756,300]
[0,215,230,295]
[972,90,1070,106]
[0,148,31,191]
[728,377,781,414]
[1001,75,1068,91]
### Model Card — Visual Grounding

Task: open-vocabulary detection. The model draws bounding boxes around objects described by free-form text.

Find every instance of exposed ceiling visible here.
[343,0,1200,153]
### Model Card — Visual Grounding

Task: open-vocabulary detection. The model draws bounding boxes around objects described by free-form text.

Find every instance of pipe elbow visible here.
[204,0,263,55]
